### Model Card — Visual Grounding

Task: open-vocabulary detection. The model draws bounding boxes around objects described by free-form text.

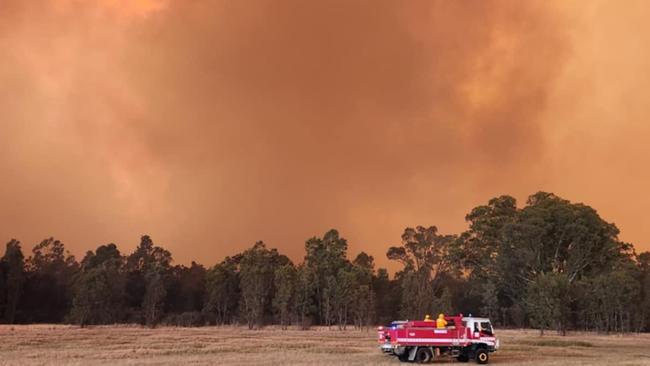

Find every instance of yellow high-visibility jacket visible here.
[436,315,448,329]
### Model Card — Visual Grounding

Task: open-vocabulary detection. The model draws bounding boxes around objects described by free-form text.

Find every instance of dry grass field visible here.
[1,325,650,366]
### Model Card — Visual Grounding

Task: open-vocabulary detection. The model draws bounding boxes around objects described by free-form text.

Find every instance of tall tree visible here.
[455,195,518,282]
[166,262,206,315]
[142,266,167,327]
[498,192,625,331]
[330,267,355,329]
[273,264,296,329]
[127,235,172,271]
[23,238,78,322]
[453,196,518,325]
[203,256,240,325]
[304,229,349,325]
[502,193,621,289]
[2,240,25,323]
[373,268,400,325]
[125,235,172,324]
[387,226,456,319]
[239,241,289,329]
[525,272,569,335]
[70,267,113,326]
[0,257,5,320]
[638,252,650,332]
[350,252,376,329]
[293,264,315,329]
[578,253,641,333]
[70,244,125,326]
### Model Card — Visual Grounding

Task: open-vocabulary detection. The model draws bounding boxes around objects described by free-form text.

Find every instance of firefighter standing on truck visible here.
[436,313,447,328]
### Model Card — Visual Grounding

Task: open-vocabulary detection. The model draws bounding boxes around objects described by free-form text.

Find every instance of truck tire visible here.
[456,354,469,362]
[415,348,432,363]
[475,349,489,364]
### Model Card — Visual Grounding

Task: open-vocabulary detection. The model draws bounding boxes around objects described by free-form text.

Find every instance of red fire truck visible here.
[377,314,499,364]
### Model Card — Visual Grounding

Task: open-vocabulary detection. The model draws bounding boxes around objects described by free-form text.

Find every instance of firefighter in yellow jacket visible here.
[436,313,447,329]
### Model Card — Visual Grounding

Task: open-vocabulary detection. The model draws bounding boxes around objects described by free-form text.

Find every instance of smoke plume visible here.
[1,0,648,269]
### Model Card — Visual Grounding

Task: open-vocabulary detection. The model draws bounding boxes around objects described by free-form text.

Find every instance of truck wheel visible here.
[475,349,489,364]
[415,348,432,363]
[456,354,469,362]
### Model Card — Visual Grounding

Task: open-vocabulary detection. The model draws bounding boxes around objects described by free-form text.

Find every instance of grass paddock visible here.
[1,325,649,365]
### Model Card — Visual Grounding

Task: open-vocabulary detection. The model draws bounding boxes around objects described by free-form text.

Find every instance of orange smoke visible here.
[0,1,648,271]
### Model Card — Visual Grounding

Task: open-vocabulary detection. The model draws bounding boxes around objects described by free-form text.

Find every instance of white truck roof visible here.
[462,317,491,322]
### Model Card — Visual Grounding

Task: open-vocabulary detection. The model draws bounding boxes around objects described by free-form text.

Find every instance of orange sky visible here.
[1,0,649,271]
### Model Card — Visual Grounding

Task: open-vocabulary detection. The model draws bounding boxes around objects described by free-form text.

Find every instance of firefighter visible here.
[424,314,433,322]
[436,313,447,329]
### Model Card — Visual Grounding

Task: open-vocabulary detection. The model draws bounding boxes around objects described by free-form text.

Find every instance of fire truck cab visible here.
[378,314,499,364]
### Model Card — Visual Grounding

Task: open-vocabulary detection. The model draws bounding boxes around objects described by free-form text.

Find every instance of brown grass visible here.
[1,326,649,365]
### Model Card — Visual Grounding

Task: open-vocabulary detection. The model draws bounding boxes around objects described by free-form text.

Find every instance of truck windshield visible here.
[480,321,493,335]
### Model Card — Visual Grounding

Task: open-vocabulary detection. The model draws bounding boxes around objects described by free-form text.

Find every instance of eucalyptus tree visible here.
[24,238,78,322]
[239,241,290,329]
[387,225,456,319]
[70,243,124,326]
[1,239,25,323]
[203,255,240,325]
[293,264,316,329]
[304,229,349,325]
[126,235,172,326]
[273,263,296,329]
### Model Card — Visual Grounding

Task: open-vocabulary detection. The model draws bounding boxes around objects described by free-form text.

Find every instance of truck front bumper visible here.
[379,343,407,356]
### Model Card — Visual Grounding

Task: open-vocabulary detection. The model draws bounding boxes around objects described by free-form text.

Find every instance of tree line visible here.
[0,192,648,334]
